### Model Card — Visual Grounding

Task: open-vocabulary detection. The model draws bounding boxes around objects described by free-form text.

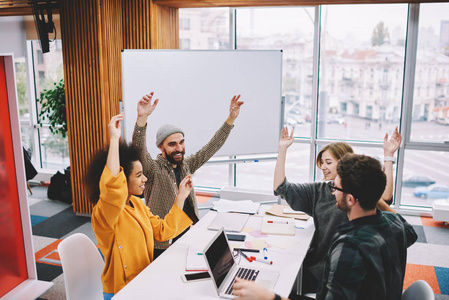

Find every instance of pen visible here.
[250,256,273,265]
[267,220,289,224]
[234,248,260,253]
[263,247,268,260]
[240,250,253,263]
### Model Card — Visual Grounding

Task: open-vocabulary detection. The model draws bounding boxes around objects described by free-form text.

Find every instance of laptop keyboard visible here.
[225,267,260,295]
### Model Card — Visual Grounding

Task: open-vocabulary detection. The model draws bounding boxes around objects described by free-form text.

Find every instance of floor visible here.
[27,184,449,300]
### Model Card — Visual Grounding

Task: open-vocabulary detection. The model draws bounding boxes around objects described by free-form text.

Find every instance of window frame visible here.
[182,4,449,216]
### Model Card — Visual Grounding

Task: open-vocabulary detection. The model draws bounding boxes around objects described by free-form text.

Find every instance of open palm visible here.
[279,126,294,149]
[383,126,401,156]
[137,92,159,117]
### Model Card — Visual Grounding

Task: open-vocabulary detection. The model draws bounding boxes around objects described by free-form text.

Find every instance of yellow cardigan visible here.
[92,166,192,294]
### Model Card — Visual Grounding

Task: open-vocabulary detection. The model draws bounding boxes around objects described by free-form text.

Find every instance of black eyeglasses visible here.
[330,181,348,193]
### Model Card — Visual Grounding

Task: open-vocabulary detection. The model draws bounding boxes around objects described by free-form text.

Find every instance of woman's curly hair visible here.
[84,142,142,205]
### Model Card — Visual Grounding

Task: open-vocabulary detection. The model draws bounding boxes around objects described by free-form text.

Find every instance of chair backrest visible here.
[58,233,105,300]
[402,280,435,300]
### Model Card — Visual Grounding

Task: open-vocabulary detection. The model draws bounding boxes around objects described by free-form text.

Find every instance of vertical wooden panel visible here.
[150,2,179,49]
[59,0,122,214]
[122,0,152,49]
[58,0,178,214]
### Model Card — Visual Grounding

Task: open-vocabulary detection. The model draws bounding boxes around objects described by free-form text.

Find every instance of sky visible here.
[235,3,449,42]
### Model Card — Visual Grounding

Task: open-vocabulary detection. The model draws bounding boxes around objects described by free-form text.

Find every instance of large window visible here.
[236,7,315,138]
[318,4,407,141]
[400,3,449,208]
[28,40,70,169]
[180,4,449,213]
[15,38,67,172]
[411,3,449,143]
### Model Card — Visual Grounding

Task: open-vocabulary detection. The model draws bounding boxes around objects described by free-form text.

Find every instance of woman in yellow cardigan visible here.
[85,113,193,300]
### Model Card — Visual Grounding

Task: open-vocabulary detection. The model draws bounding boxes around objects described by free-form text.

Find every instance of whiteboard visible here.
[122,50,282,157]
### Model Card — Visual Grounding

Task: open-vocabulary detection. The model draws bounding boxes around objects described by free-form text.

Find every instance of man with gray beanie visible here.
[132,92,244,259]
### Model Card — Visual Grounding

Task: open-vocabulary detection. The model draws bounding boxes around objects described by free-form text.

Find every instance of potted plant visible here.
[37,79,67,138]
[37,79,71,203]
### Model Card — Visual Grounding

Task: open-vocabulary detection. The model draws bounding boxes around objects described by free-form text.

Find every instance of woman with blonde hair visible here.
[273,126,401,294]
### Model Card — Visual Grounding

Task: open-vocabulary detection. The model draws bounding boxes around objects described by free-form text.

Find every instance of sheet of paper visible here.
[261,216,295,236]
[265,204,310,220]
[212,198,260,214]
[265,235,300,250]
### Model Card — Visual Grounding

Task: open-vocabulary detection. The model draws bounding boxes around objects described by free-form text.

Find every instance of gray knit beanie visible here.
[156,124,184,146]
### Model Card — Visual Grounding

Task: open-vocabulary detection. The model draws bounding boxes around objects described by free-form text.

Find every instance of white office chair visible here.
[58,233,105,300]
[402,280,435,300]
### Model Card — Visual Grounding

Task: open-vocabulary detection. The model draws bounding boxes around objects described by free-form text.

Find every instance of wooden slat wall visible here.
[122,0,151,49]
[58,0,177,214]
[122,0,179,49]
[59,0,122,214]
[150,3,179,49]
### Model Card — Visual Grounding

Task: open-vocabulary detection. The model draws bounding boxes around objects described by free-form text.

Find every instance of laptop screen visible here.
[204,230,235,288]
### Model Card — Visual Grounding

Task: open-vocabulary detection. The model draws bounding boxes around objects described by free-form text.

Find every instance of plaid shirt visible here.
[317,211,417,300]
[132,122,233,249]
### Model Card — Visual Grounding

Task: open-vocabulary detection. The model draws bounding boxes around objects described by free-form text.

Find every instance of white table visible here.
[113,210,315,299]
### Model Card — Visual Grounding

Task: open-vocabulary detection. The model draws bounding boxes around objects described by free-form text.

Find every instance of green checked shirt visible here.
[132,122,233,250]
[317,210,417,300]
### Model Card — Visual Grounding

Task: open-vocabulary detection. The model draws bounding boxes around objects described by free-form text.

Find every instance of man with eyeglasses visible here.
[232,154,417,300]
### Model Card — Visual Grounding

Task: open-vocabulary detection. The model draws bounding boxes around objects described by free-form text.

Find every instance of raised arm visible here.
[133,92,160,180]
[273,126,294,191]
[136,92,159,127]
[379,126,401,206]
[226,94,244,126]
[106,113,124,176]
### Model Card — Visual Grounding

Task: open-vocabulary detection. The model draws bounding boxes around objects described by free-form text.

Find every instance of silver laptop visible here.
[203,228,279,298]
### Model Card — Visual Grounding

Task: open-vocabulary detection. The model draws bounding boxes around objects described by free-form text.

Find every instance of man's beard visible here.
[336,196,349,212]
[166,150,185,165]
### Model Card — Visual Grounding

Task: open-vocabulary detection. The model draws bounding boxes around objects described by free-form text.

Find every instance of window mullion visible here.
[309,5,321,182]
[26,41,42,169]
[395,3,420,209]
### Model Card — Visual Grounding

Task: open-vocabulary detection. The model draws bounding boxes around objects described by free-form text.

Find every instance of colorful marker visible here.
[267,220,289,224]
[263,247,268,260]
[240,250,253,263]
[250,256,273,265]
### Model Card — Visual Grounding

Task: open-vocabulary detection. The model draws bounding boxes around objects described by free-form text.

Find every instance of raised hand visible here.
[279,126,294,149]
[108,113,124,140]
[137,92,159,118]
[106,113,124,176]
[177,174,194,201]
[383,126,402,156]
[226,95,244,125]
